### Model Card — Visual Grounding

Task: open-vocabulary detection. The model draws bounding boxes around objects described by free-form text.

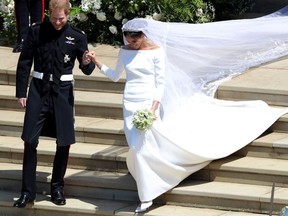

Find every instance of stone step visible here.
[0,190,135,216]
[74,73,124,93]
[2,109,288,145]
[195,155,288,187]
[0,162,287,214]
[2,80,288,122]
[0,135,128,172]
[237,132,288,159]
[3,62,288,108]
[2,133,288,188]
[0,130,280,164]
[0,110,127,146]
[2,48,288,107]
[0,44,125,94]
[0,85,123,119]
[0,191,272,216]
[1,109,288,148]
[2,80,288,121]
[0,69,125,94]
[217,57,288,107]
[165,180,287,215]
[0,162,137,202]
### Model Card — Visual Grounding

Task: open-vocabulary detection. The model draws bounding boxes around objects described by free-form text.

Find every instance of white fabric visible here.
[100,7,288,202]
[100,48,165,102]
[122,6,288,116]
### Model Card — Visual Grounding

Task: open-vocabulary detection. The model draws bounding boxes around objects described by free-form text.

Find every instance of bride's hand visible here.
[150,100,160,118]
[150,109,157,119]
[86,51,102,69]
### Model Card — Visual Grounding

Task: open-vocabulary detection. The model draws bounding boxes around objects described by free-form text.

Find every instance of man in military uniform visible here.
[13,0,45,53]
[13,0,95,208]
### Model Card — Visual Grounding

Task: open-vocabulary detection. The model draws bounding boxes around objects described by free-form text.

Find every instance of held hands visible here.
[84,51,102,69]
[82,50,92,65]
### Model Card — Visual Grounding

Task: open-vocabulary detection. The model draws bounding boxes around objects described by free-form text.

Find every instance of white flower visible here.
[81,1,90,12]
[0,0,14,14]
[109,25,118,34]
[114,11,122,20]
[145,15,153,19]
[96,12,106,21]
[122,18,128,25]
[78,12,88,22]
[68,15,77,22]
[152,12,161,21]
[132,109,156,131]
[81,0,101,14]
[0,5,6,13]
[196,8,203,17]
[93,1,101,10]
[90,1,101,14]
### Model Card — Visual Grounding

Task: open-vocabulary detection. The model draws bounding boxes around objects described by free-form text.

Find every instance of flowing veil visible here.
[122,6,288,119]
[121,7,288,202]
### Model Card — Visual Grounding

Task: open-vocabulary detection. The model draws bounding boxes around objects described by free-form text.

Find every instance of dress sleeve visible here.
[153,48,165,102]
[100,49,124,82]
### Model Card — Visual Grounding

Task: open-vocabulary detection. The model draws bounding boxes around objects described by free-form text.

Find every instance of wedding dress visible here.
[100,6,288,202]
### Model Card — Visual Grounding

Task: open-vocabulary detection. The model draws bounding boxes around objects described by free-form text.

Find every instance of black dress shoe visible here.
[12,40,24,53]
[51,189,66,205]
[13,194,34,208]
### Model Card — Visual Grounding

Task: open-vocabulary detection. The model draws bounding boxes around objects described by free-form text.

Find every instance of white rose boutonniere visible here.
[132,109,156,131]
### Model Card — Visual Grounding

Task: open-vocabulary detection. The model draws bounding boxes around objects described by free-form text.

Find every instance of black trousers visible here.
[14,0,44,42]
[21,144,70,199]
[21,95,70,199]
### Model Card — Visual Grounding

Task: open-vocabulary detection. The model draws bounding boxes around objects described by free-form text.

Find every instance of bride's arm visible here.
[87,50,124,82]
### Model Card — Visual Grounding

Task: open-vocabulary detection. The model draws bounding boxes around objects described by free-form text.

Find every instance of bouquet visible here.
[132,109,156,131]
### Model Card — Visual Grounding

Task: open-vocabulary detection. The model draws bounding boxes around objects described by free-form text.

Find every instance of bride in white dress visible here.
[87,6,288,213]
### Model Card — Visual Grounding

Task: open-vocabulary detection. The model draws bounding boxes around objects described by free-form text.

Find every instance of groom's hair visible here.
[49,0,71,15]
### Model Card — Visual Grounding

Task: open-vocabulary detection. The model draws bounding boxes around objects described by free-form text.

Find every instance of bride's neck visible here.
[139,40,158,50]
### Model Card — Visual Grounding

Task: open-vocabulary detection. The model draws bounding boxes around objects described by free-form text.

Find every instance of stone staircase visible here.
[0,44,288,216]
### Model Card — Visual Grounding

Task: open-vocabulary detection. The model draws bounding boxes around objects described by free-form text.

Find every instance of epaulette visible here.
[71,25,85,35]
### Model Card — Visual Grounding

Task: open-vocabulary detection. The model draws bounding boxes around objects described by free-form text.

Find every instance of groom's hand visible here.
[17,98,27,108]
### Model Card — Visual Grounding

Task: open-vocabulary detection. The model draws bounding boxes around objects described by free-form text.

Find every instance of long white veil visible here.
[121,7,288,202]
[122,6,288,118]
